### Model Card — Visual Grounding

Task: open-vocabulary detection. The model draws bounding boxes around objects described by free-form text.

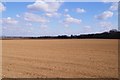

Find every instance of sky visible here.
[0,1,118,37]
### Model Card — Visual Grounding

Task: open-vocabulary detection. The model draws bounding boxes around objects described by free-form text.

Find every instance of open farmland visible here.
[2,39,118,78]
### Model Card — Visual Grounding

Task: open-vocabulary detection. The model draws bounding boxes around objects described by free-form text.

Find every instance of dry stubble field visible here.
[2,39,118,78]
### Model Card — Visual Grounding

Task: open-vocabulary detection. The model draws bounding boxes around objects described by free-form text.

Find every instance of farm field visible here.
[2,39,118,78]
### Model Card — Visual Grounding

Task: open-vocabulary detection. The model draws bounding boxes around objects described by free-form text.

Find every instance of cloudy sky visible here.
[0,1,118,37]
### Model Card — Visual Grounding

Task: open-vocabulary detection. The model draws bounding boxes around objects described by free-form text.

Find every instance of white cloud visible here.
[27,1,62,13]
[62,14,82,27]
[59,14,82,28]
[40,24,48,29]
[76,8,86,13]
[16,14,20,18]
[84,26,91,29]
[26,23,32,26]
[0,3,6,12]
[95,11,113,20]
[64,14,82,24]
[101,0,110,3]
[0,19,2,23]
[101,0,119,2]
[64,9,69,12]
[64,14,71,17]
[64,24,69,27]
[24,12,49,23]
[2,17,18,25]
[45,12,61,17]
[109,2,118,11]
[45,13,53,17]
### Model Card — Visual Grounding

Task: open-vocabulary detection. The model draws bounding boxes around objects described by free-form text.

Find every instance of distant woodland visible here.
[2,29,120,39]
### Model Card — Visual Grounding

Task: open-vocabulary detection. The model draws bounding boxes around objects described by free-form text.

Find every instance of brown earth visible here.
[2,39,118,78]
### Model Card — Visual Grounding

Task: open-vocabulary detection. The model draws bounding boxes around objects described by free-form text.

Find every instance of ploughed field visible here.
[2,39,118,78]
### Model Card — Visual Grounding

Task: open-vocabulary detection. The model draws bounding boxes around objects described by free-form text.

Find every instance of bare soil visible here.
[2,39,118,78]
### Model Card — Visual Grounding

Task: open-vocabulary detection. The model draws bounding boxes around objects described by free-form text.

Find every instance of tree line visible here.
[2,29,120,39]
